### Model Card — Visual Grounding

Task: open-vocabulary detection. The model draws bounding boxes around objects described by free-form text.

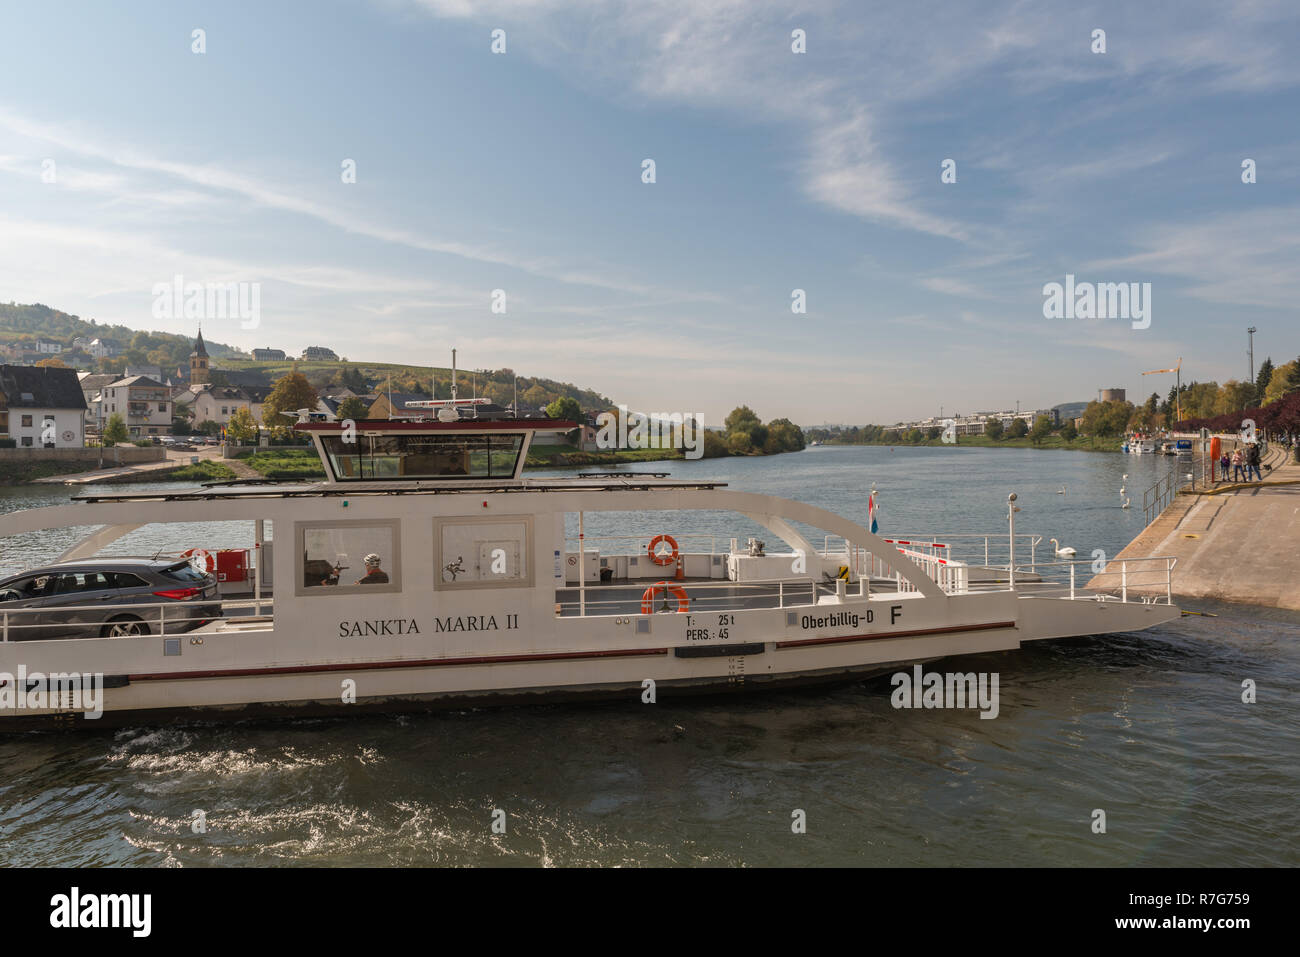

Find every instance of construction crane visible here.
[1142,357,1183,423]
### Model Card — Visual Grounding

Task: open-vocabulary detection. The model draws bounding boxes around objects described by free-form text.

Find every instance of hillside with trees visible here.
[0,302,245,372]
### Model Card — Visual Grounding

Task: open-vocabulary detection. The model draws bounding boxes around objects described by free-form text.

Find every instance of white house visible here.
[176,383,271,430]
[101,375,172,437]
[0,364,87,448]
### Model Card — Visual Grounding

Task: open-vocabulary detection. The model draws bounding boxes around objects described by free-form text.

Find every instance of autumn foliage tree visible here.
[262,371,319,439]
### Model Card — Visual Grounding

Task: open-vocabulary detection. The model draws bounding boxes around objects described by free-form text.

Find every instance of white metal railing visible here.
[555,575,868,617]
[821,532,1042,571]
[0,596,272,641]
[564,532,721,556]
[982,555,1178,605]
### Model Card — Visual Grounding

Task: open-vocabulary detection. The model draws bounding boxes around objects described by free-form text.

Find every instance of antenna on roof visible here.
[451,348,457,402]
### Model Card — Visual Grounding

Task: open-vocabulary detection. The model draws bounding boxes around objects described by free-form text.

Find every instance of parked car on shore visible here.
[0,558,222,640]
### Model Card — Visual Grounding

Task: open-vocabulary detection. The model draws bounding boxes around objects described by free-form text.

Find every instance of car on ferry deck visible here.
[0,558,222,640]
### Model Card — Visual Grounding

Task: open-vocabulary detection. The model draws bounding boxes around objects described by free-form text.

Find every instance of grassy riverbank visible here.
[166,460,237,481]
[238,449,326,480]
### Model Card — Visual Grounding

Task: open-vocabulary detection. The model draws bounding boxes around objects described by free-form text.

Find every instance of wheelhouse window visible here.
[435,516,533,590]
[296,521,401,596]
[320,433,524,481]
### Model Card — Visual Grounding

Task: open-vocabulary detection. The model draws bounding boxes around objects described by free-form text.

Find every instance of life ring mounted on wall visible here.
[182,547,216,572]
[647,534,679,566]
[641,581,690,614]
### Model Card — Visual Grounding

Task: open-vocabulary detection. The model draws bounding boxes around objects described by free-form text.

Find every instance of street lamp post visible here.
[1008,493,1020,589]
[1247,326,1257,392]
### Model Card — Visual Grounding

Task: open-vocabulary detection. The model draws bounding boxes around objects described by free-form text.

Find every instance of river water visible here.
[0,445,1296,866]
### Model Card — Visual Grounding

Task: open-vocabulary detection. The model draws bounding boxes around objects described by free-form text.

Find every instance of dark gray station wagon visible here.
[0,558,222,640]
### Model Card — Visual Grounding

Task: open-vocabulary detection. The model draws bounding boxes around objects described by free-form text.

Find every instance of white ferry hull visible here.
[1,590,1177,730]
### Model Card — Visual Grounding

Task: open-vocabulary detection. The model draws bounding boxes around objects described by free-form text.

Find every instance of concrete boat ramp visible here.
[1094,444,1300,610]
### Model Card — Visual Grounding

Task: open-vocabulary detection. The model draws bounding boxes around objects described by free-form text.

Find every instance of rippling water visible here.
[1,446,1296,866]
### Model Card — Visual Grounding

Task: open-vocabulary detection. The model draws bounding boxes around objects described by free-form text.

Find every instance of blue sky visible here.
[1,0,1297,424]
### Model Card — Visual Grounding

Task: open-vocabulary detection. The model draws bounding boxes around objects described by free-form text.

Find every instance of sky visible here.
[1,0,1298,425]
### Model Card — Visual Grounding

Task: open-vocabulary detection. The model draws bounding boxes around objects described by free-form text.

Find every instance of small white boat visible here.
[0,417,1180,729]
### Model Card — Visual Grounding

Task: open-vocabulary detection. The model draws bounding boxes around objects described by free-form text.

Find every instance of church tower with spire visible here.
[190,327,211,385]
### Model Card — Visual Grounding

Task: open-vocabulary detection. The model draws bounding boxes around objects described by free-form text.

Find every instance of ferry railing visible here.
[982,555,1178,605]
[821,533,1042,574]
[555,575,869,617]
[0,596,272,641]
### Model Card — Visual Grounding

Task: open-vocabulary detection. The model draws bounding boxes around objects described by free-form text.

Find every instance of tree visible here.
[724,406,761,435]
[35,356,67,368]
[545,396,582,422]
[1030,415,1052,445]
[1060,420,1077,442]
[226,407,258,443]
[905,428,924,444]
[1254,357,1273,404]
[702,430,730,458]
[1007,418,1029,439]
[103,413,128,447]
[522,384,550,408]
[984,417,1004,440]
[1263,359,1298,405]
[1287,356,1300,392]
[335,396,370,423]
[1216,380,1255,414]
[926,426,942,440]
[341,366,368,392]
[727,431,753,454]
[766,418,805,452]
[262,371,319,436]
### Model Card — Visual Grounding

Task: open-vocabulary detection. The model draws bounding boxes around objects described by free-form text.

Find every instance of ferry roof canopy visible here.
[295,418,579,433]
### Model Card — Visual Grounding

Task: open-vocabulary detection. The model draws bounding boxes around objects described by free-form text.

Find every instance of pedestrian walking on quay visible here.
[1247,443,1263,482]
[1231,448,1245,482]
[1219,450,1231,482]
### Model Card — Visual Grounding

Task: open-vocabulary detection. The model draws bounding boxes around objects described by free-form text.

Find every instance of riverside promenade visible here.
[1094,443,1300,609]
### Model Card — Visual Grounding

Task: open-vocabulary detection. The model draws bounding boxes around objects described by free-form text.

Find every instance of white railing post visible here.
[779,581,784,608]
[1069,563,1075,599]
[1121,561,1128,603]
[2,611,6,642]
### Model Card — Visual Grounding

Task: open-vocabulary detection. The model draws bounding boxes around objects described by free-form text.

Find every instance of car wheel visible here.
[102,616,150,638]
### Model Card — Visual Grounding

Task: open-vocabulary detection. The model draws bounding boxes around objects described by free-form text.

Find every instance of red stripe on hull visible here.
[774,620,1017,649]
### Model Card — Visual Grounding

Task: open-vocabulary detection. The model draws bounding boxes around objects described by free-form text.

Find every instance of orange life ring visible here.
[182,547,215,572]
[647,534,679,566]
[641,581,690,614]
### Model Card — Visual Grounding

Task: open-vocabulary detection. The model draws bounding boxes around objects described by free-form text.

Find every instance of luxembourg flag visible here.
[868,491,879,534]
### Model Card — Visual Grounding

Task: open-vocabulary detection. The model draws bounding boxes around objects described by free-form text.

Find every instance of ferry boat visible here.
[0,415,1180,729]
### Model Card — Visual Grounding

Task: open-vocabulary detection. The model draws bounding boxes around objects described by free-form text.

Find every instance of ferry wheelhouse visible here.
[0,417,1180,729]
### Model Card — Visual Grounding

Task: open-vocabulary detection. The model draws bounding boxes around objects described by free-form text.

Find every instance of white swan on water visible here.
[1056,486,1067,494]
[1121,498,1131,509]
[1050,538,1077,557]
